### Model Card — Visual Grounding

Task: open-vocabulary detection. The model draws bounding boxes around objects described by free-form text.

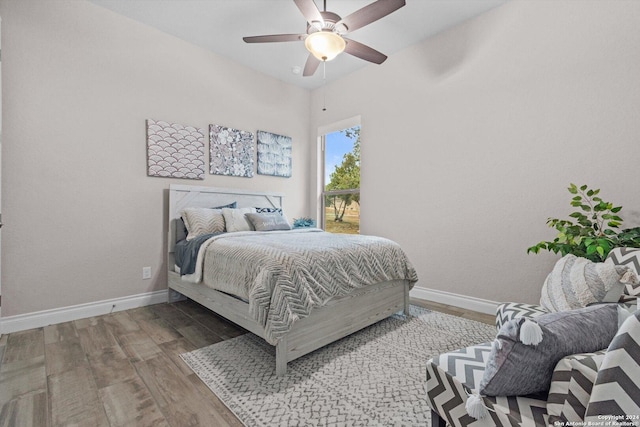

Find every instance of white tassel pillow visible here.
[540,254,637,312]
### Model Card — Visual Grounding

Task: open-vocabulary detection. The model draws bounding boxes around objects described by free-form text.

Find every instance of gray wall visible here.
[3,0,639,319]
[0,0,311,316]
[310,0,640,304]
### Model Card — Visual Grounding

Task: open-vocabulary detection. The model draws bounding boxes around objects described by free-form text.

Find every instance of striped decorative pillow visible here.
[181,208,226,240]
[606,247,640,296]
[540,254,637,312]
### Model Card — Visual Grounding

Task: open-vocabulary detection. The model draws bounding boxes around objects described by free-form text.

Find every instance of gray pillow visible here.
[480,304,619,397]
[245,212,291,231]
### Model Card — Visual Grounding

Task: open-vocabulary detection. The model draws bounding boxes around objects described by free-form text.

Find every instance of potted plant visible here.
[527,184,640,262]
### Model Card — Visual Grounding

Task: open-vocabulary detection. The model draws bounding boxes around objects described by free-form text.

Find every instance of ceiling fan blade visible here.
[344,38,387,64]
[303,54,321,76]
[336,0,405,34]
[243,34,304,43]
[293,0,324,26]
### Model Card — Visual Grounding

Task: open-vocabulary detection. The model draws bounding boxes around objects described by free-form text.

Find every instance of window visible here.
[322,126,360,234]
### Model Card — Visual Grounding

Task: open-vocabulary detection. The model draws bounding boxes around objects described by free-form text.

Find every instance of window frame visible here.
[320,129,361,232]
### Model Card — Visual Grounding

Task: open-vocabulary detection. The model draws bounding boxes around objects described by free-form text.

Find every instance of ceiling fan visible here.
[243,0,406,77]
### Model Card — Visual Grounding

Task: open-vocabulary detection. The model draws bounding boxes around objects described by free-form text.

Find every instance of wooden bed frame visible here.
[167,184,410,375]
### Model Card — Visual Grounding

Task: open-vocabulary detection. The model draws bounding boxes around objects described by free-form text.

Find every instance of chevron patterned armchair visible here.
[426,248,640,427]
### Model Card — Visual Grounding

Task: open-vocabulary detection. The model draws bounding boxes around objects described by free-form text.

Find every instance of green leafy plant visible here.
[527,183,640,262]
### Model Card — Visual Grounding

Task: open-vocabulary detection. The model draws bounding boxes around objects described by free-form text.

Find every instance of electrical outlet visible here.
[142,266,151,279]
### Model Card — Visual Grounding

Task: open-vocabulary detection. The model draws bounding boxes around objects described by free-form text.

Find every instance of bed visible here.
[167,184,417,375]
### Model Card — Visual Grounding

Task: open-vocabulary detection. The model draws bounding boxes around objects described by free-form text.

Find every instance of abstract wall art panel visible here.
[257,130,292,178]
[146,119,206,180]
[209,124,254,178]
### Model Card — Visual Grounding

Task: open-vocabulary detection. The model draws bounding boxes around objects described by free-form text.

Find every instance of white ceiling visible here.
[89,0,507,90]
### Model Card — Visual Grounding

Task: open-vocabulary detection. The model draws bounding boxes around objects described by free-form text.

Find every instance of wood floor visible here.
[0,297,494,426]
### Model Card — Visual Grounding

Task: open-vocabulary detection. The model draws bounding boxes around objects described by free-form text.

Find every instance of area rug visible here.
[180,305,496,426]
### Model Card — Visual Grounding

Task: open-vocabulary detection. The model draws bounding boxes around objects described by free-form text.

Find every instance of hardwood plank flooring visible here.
[411,298,496,325]
[0,297,493,426]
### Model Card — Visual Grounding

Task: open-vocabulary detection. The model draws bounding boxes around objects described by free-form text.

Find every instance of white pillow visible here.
[181,208,226,240]
[222,207,256,232]
[540,254,637,312]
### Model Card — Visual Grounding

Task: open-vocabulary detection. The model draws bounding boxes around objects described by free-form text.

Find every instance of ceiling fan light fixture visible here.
[304,31,345,61]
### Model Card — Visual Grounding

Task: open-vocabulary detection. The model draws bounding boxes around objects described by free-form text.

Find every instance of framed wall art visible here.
[257,130,292,178]
[146,119,206,180]
[209,124,254,178]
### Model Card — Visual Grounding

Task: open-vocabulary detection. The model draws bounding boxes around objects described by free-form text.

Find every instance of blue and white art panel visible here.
[146,119,206,180]
[257,130,292,178]
[209,124,254,178]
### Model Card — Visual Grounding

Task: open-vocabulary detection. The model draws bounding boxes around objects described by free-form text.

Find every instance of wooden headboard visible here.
[168,184,285,268]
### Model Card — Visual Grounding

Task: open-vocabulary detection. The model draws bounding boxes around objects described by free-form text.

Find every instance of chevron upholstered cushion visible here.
[496,299,638,331]
[547,351,606,423]
[427,311,640,426]
[426,344,548,426]
[496,302,548,329]
[585,309,640,423]
[607,247,640,297]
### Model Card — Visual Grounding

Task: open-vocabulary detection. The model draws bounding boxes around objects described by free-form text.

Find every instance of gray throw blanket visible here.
[174,232,223,275]
[189,229,418,345]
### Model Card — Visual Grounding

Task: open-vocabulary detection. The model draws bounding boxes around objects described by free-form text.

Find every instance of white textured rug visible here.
[181,306,496,426]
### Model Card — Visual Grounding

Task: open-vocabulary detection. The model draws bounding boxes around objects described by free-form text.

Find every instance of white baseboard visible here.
[410,286,499,315]
[0,290,168,334]
[0,287,496,335]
